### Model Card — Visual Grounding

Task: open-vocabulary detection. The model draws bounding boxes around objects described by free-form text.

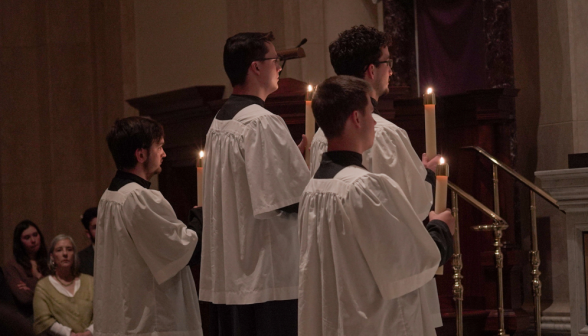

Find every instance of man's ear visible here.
[135,148,147,164]
[251,62,261,75]
[364,64,375,80]
[350,110,362,128]
[85,230,91,240]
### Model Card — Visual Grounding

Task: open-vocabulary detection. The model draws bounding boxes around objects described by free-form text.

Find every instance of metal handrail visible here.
[448,182,506,225]
[463,145,560,335]
[447,181,510,336]
[463,146,561,210]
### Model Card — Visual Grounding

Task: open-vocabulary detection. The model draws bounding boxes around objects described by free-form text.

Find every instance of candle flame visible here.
[307,85,313,92]
[440,157,445,165]
[199,150,205,159]
[427,87,433,94]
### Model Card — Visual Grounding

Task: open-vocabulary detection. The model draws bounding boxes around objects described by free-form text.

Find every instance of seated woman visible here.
[4,220,50,320]
[33,235,93,336]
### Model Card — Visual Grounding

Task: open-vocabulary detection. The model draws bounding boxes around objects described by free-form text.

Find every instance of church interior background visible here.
[1,0,587,335]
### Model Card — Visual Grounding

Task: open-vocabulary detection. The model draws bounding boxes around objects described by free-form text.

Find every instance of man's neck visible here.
[327,137,365,154]
[122,167,150,181]
[232,85,269,101]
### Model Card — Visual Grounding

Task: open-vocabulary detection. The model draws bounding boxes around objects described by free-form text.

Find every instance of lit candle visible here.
[435,157,448,275]
[197,150,205,207]
[435,157,448,214]
[305,84,316,166]
[424,87,437,160]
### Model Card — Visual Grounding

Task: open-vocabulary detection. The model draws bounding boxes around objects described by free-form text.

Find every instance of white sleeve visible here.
[309,128,328,177]
[49,321,72,336]
[243,114,310,218]
[347,174,440,300]
[123,189,198,284]
[364,126,432,221]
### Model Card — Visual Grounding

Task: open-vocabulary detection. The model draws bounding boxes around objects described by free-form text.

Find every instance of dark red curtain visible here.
[416,0,487,96]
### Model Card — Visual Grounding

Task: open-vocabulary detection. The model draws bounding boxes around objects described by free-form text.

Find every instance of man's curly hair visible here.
[329,25,391,78]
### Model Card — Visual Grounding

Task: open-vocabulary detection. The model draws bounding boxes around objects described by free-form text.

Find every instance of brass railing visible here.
[464,146,564,336]
[448,181,509,336]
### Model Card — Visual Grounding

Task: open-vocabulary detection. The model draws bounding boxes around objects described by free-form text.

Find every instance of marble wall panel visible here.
[537,122,574,171]
[299,0,327,83]
[570,0,588,123]
[47,0,90,45]
[575,121,588,154]
[537,0,573,126]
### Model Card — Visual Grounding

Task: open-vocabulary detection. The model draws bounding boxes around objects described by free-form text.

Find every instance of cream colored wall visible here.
[134,0,230,97]
[133,0,378,98]
[536,0,588,172]
[0,1,136,263]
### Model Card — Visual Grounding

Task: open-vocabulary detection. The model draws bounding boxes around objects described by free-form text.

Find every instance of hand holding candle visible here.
[424,88,437,161]
[197,150,205,207]
[305,84,316,166]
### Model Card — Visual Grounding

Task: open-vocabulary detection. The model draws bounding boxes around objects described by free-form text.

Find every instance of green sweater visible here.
[33,274,93,335]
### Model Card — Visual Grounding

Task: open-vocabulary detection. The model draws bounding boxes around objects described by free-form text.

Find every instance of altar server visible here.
[310,25,438,220]
[94,117,202,336]
[299,76,454,335]
[309,25,447,328]
[199,32,310,335]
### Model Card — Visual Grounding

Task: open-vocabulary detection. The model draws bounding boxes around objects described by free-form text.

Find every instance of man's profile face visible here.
[144,137,166,176]
[257,42,282,94]
[359,92,377,150]
[86,217,97,244]
[372,46,393,97]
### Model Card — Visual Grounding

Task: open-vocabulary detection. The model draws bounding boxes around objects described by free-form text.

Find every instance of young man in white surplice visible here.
[298,75,455,336]
[309,25,449,329]
[199,32,310,335]
[94,117,202,336]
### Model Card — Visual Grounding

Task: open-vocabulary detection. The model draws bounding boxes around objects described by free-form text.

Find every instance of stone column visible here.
[536,168,588,336]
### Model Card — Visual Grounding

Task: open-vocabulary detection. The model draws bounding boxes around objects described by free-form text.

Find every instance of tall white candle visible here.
[435,157,448,214]
[434,156,449,275]
[197,150,205,207]
[305,85,315,166]
[424,88,437,160]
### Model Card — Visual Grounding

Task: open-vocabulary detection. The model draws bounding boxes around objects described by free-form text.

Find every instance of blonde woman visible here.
[33,235,93,336]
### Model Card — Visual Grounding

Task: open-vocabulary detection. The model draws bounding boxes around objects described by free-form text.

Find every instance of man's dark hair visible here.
[81,207,98,231]
[312,76,372,139]
[106,116,164,170]
[223,32,275,87]
[329,25,390,78]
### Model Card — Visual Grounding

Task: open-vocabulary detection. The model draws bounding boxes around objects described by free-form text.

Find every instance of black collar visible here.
[314,151,366,179]
[108,170,151,191]
[216,94,266,120]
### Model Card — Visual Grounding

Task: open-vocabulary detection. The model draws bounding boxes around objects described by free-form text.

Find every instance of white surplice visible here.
[298,166,441,336]
[95,183,202,336]
[309,114,442,327]
[200,104,310,304]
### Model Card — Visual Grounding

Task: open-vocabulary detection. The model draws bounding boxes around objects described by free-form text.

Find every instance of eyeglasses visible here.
[254,56,284,67]
[373,59,393,68]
